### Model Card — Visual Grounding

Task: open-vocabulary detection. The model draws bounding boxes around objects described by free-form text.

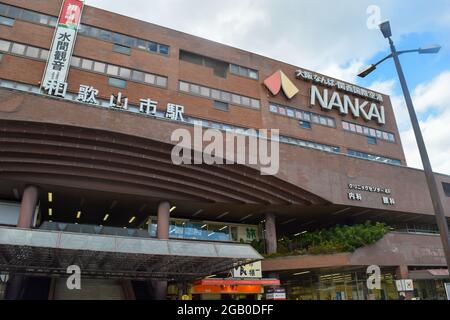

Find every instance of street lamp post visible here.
[358,20,450,275]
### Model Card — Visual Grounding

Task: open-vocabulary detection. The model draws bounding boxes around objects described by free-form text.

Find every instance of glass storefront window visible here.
[147,217,258,243]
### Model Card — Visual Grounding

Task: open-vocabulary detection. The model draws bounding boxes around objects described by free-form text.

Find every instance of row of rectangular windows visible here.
[269,102,336,128]
[0,2,170,56]
[179,50,258,80]
[0,3,57,27]
[0,78,405,167]
[78,24,169,56]
[342,120,395,143]
[347,149,401,166]
[230,64,258,80]
[0,39,167,88]
[179,81,261,109]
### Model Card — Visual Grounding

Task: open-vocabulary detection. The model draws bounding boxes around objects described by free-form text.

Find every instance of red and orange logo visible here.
[264,70,299,99]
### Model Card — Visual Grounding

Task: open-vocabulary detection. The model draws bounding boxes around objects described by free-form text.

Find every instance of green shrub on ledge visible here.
[254,221,389,258]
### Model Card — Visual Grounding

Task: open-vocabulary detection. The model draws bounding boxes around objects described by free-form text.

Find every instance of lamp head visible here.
[418,45,441,54]
[357,64,376,78]
[379,20,392,39]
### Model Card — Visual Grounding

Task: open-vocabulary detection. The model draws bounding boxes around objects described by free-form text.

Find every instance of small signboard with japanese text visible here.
[232,261,262,279]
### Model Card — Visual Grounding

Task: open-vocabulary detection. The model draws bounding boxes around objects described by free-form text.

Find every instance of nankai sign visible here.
[40,0,84,95]
[263,69,387,125]
[311,85,386,125]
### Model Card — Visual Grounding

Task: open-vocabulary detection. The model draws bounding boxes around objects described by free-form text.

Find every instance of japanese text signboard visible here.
[41,0,84,96]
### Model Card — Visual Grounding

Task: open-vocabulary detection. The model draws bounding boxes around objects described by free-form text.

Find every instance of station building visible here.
[0,0,449,300]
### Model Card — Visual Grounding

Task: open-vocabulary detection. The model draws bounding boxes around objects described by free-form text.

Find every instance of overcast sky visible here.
[87,0,450,175]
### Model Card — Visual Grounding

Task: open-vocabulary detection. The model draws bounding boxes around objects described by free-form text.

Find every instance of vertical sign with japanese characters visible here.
[41,0,84,97]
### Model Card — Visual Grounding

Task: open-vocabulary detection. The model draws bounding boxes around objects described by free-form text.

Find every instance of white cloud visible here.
[401,108,450,174]
[387,70,450,174]
[412,71,450,113]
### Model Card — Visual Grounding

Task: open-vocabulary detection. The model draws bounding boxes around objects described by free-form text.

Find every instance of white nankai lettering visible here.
[310,85,386,125]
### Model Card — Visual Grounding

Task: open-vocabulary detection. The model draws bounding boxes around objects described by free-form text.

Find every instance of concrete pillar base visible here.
[148,280,168,300]
[17,185,39,229]
[264,213,277,254]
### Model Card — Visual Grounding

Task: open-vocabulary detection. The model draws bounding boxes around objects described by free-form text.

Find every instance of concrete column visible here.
[151,201,171,300]
[396,265,413,300]
[8,186,38,299]
[264,213,277,254]
[121,280,136,300]
[4,275,25,300]
[17,185,38,229]
[157,201,171,240]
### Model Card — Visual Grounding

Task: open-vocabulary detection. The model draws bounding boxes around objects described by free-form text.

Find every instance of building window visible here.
[108,77,127,89]
[300,121,311,129]
[179,80,260,109]
[342,120,395,143]
[70,56,81,67]
[77,23,170,56]
[347,149,401,166]
[269,102,335,128]
[24,46,40,58]
[81,58,94,70]
[230,63,259,80]
[106,64,119,76]
[443,182,450,197]
[93,61,106,73]
[0,39,11,52]
[180,50,228,78]
[40,49,49,60]
[113,44,131,55]
[11,43,25,55]
[119,67,131,78]
[159,45,169,55]
[0,15,14,26]
[214,100,229,112]
[368,137,377,145]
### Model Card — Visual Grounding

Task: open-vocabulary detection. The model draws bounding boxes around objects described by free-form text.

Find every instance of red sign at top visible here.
[58,0,84,28]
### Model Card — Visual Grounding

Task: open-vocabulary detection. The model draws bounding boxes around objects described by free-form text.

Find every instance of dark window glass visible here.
[88,26,99,38]
[148,42,158,52]
[214,101,229,112]
[300,121,311,129]
[368,137,377,145]
[131,70,145,82]
[0,4,8,15]
[108,77,127,89]
[8,7,22,19]
[123,36,136,48]
[99,29,111,41]
[230,64,239,74]
[78,24,88,35]
[49,17,57,27]
[239,66,248,77]
[113,44,131,55]
[22,10,39,23]
[159,45,169,55]
[111,33,123,44]
[0,15,14,26]
[443,183,450,197]
[137,39,147,50]
[180,50,203,65]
